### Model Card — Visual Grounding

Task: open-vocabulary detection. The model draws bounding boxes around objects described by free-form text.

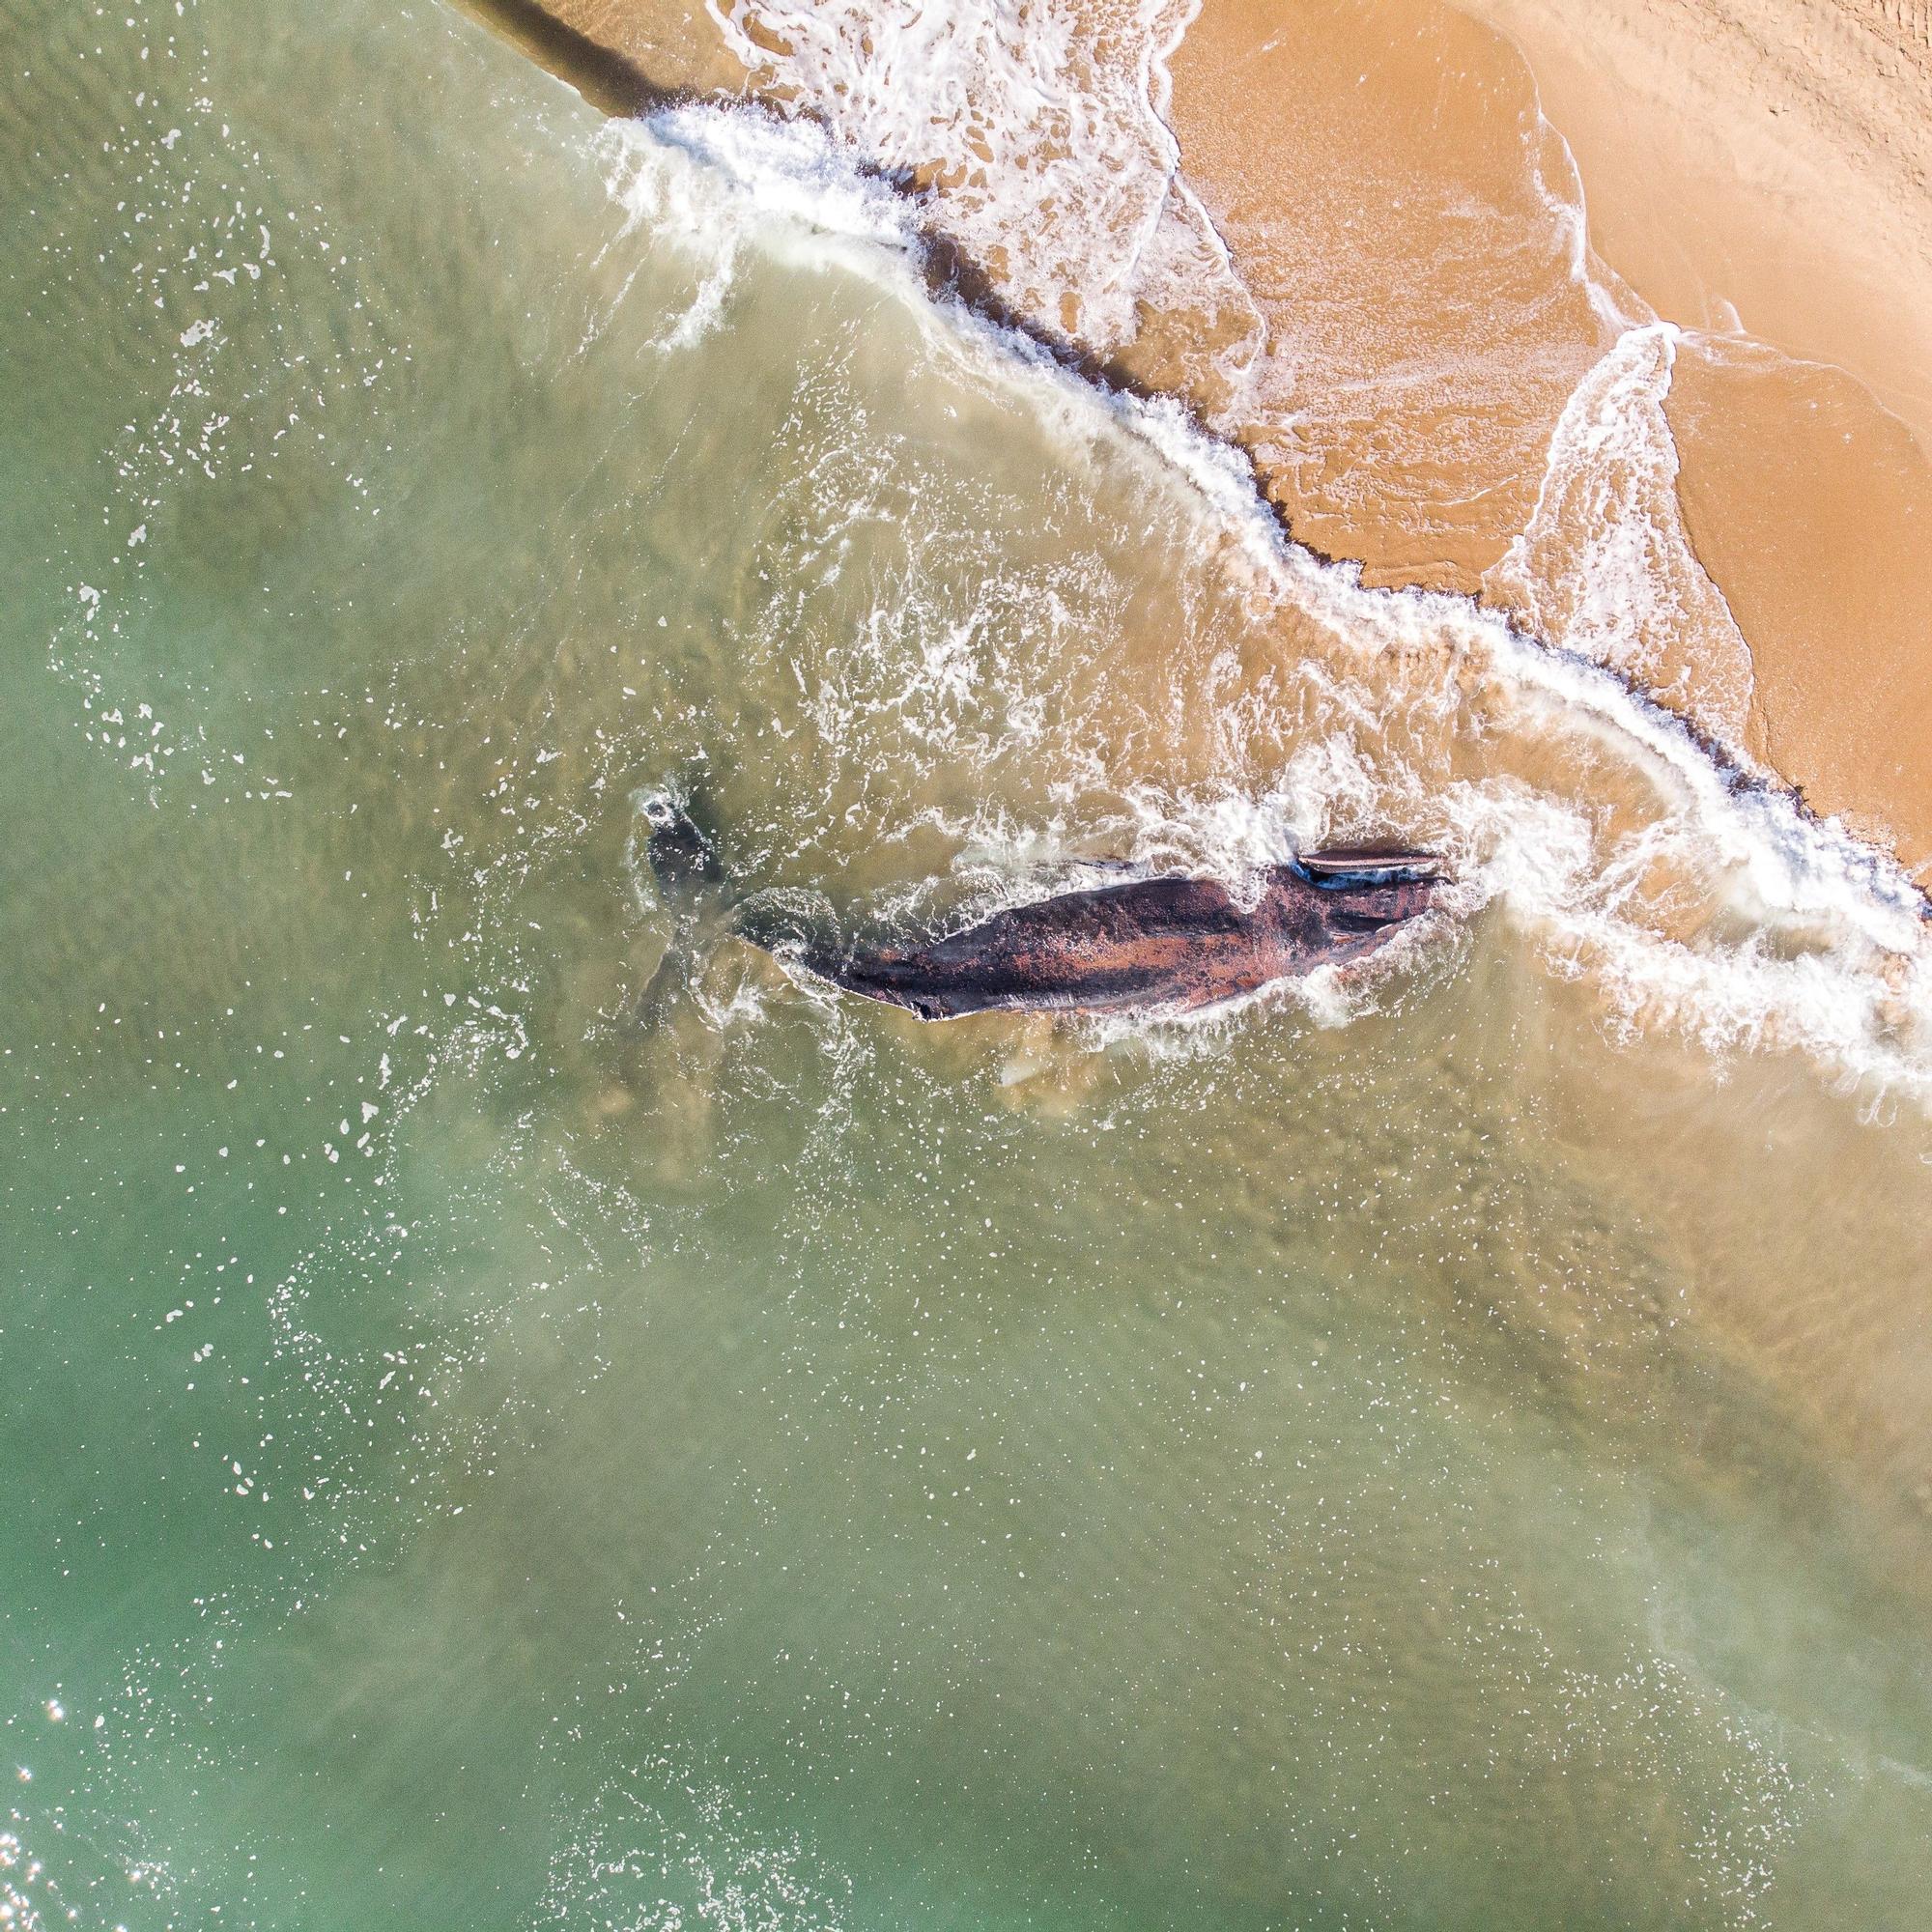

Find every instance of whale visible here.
[640,796,1440,1022]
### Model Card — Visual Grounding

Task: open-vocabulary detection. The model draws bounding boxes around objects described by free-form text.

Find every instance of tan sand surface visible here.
[1164,0,1618,592]
[1667,339,1932,863]
[1449,0,1932,455]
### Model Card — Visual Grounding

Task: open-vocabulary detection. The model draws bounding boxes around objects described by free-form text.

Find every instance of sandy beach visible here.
[471,0,1932,876]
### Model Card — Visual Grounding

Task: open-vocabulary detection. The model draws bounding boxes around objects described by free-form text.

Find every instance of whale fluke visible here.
[639,789,724,894]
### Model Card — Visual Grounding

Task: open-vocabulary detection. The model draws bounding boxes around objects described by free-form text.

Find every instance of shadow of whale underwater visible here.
[643,798,1441,1021]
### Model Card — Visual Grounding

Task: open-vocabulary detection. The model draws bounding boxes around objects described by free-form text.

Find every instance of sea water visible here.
[4,2,1932,1927]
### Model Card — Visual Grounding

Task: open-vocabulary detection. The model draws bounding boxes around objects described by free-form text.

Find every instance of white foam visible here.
[633,103,919,256]
[703,0,1256,359]
[1484,323,1757,743]
[588,104,923,352]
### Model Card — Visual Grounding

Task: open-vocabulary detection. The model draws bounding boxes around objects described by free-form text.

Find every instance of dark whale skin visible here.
[800,862,1438,1020]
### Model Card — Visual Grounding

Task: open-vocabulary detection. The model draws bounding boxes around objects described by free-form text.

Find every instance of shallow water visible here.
[4,3,1932,1927]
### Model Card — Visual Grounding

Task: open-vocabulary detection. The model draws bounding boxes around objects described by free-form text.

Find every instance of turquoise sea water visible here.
[5,3,1932,1927]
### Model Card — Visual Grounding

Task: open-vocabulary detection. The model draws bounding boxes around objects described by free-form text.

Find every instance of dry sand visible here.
[471,0,1932,877]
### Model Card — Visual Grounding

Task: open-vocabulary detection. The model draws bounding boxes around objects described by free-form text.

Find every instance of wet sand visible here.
[1667,339,1932,854]
[1447,0,1932,869]
[469,0,1932,879]
[1165,0,1617,592]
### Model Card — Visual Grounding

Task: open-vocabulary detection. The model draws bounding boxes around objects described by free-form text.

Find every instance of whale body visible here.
[642,798,1439,1022]
[792,853,1440,1019]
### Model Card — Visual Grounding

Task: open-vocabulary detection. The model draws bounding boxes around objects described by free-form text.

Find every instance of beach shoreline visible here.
[468,0,1932,883]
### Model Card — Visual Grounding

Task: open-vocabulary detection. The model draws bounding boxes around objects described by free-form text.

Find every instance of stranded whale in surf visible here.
[641,795,1441,1020]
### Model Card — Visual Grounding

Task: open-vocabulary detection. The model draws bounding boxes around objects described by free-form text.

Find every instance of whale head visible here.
[1264,846,1442,966]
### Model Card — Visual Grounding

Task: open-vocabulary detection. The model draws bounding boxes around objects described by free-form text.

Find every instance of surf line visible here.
[452,0,1927,923]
